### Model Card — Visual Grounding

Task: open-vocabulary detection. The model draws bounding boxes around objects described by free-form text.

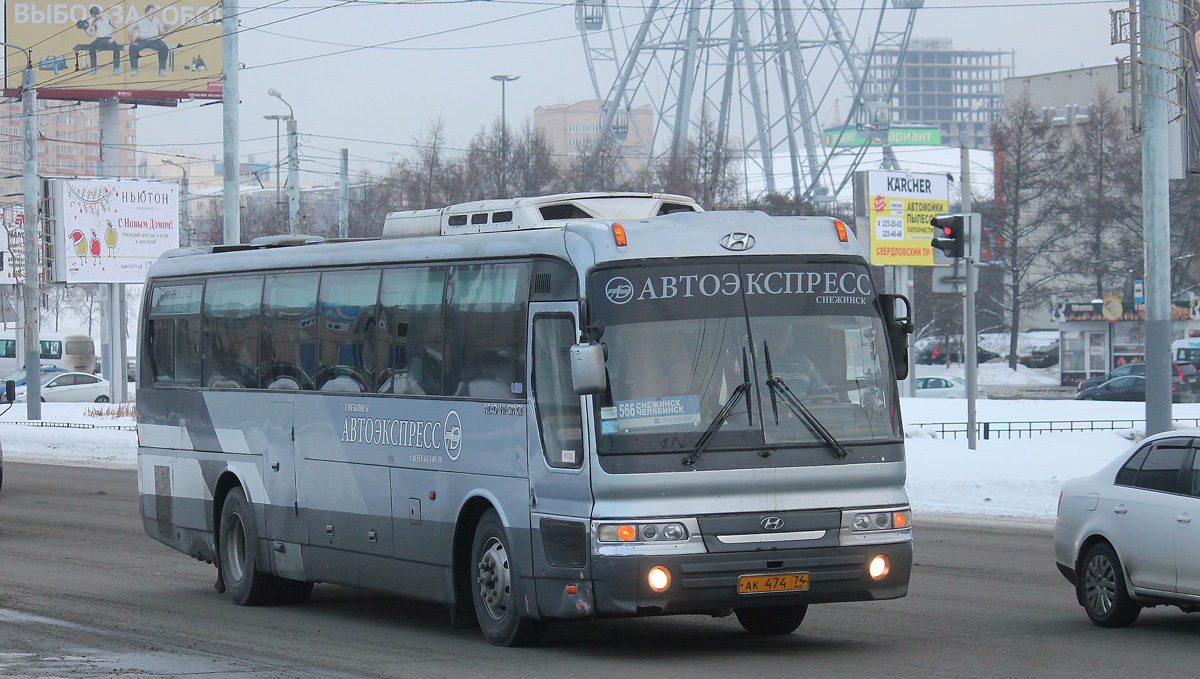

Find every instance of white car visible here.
[17,371,112,403]
[1054,429,1200,627]
[913,376,985,398]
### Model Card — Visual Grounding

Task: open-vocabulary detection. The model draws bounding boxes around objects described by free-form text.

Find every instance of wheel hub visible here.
[476,537,511,620]
[1084,554,1116,615]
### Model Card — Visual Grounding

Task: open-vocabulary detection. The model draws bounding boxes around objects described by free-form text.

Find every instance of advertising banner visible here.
[0,205,26,285]
[4,2,223,101]
[1188,13,1200,173]
[823,126,941,148]
[864,170,951,266]
[50,178,178,283]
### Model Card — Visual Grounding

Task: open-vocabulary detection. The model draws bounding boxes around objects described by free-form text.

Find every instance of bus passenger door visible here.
[527,306,594,592]
[264,400,305,545]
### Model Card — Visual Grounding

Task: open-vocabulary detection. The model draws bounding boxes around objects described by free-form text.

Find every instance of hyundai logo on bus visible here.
[760,516,785,531]
[604,270,873,304]
[719,232,756,251]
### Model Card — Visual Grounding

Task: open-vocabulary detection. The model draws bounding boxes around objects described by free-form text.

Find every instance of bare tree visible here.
[67,284,103,337]
[43,284,71,332]
[1058,92,1143,300]
[991,94,1069,368]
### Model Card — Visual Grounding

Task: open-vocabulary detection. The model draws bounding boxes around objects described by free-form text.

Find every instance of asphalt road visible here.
[1,461,1198,679]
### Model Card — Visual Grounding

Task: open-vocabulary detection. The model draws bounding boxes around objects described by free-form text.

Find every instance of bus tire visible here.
[470,509,546,647]
[734,605,808,635]
[218,487,277,606]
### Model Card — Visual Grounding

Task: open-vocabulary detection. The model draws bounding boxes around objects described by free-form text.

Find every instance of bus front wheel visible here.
[219,487,276,606]
[470,509,546,646]
[734,605,808,635]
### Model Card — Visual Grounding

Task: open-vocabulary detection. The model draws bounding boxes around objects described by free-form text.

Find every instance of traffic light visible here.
[930,214,965,260]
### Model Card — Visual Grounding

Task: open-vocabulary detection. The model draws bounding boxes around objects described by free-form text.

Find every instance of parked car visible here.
[1019,341,1059,368]
[1077,361,1200,395]
[1055,430,1200,627]
[1075,374,1194,403]
[16,371,112,403]
[913,376,988,398]
[1,365,66,387]
[916,343,1000,365]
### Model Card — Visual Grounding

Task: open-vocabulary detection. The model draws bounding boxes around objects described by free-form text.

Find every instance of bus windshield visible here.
[590,261,900,456]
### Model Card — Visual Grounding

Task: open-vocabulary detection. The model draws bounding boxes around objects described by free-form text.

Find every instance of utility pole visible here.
[491,75,520,196]
[222,0,240,245]
[3,41,41,416]
[163,160,190,246]
[269,89,299,234]
[962,144,978,450]
[338,148,348,239]
[1141,0,1173,434]
[264,113,288,229]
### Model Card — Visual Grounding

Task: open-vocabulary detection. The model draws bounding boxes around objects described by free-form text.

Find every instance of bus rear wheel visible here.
[470,509,546,646]
[734,605,808,635]
[219,487,277,606]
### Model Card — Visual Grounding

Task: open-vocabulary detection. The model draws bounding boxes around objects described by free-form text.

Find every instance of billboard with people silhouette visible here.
[49,178,179,283]
[3,2,222,101]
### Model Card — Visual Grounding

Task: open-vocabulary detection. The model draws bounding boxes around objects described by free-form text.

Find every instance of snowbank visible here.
[2,399,1193,520]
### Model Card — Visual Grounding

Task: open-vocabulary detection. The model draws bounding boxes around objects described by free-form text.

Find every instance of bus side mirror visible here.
[3,380,14,403]
[879,294,914,381]
[570,343,607,395]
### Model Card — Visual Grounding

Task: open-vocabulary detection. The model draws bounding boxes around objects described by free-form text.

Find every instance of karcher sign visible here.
[865,170,950,266]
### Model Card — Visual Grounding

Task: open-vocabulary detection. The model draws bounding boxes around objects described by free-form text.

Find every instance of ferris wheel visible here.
[576,0,923,203]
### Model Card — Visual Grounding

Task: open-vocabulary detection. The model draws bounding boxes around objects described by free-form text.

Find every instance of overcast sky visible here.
[130,0,1125,188]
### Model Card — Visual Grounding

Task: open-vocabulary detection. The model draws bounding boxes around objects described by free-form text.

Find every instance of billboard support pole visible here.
[11,45,42,418]
[223,0,241,246]
[98,98,126,403]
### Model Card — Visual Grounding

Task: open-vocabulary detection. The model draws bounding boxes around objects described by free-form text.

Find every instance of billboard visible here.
[0,205,26,285]
[864,170,951,266]
[823,125,941,148]
[4,2,223,101]
[49,178,178,283]
[1188,12,1200,173]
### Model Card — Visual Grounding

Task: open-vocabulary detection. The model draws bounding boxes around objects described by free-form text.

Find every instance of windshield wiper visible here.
[682,355,752,467]
[763,342,848,460]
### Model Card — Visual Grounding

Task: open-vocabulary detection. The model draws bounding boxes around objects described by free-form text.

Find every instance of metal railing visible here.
[0,420,135,431]
[910,418,1200,440]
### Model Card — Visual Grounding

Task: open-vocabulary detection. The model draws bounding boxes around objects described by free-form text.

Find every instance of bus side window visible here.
[316,269,380,393]
[201,275,264,389]
[261,273,320,390]
[444,263,529,399]
[147,283,202,385]
[377,267,445,396]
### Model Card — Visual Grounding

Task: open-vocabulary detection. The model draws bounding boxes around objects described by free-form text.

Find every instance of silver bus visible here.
[137,192,915,646]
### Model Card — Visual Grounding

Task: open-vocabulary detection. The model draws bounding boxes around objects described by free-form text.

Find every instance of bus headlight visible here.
[869,554,891,580]
[648,565,672,591]
[850,509,910,533]
[599,522,689,543]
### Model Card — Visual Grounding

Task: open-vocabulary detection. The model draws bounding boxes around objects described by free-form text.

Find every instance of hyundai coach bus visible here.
[137,192,915,646]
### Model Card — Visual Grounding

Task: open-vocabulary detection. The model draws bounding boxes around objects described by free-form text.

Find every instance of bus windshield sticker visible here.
[615,395,701,430]
[600,406,618,420]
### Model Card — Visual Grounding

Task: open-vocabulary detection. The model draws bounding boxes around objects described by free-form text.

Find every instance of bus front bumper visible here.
[586,541,912,617]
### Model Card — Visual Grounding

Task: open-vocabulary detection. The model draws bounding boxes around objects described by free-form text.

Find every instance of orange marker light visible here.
[892,511,908,529]
[833,219,849,242]
[612,223,628,246]
[617,524,637,542]
[566,584,578,595]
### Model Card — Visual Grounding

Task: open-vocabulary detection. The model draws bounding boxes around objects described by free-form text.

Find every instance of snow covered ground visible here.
[4,399,1197,522]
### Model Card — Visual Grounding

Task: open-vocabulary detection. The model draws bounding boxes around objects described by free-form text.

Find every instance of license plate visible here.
[737,572,810,594]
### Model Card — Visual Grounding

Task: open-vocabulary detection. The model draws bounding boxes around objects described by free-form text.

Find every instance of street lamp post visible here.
[268,89,299,235]
[2,40,41,416]
[264,113,289,226]
[490,74,520,196]
[162,159,190,247]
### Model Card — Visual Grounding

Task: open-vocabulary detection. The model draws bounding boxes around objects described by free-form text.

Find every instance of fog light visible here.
[648,565,671,592]
[869,554,890,580]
